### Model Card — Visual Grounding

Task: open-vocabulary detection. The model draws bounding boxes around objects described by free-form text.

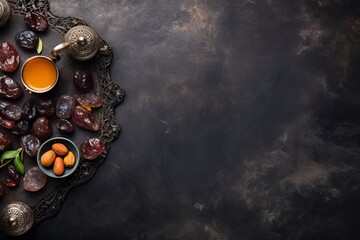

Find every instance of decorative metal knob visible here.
[0,201,34,236]
[51,25,101,61]
[0,0,11,27]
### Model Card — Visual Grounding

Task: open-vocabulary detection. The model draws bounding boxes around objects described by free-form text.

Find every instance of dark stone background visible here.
[1,0,360,239]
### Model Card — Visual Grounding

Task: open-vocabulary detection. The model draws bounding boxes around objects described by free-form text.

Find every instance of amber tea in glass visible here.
[21,56,59,93]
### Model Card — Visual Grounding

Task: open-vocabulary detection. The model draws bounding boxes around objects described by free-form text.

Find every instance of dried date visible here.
[80,137,105,160]
[0,132,11,152]
[31,116,52,141]
[0,100,22,120]
[24,12,48,32]
[0,112,15,129]
[20,134,41,157]
[6,165,19,187]
[56,95,75,119]
[73,70,94,92]
[0,75,23,99]
[75,91,103,108]
[0,42,20,73]
[37,99,55,117]
[15,30,39,50]
[12,120,30,136]
[22,99,37,120]
[56,119,74,134]
[72,105,99,131]
[23,166,47,192]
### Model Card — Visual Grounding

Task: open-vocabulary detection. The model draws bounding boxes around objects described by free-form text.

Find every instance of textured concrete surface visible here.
[1,0,360,239]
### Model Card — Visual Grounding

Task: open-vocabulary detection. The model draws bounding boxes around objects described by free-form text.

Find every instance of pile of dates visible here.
[0,69,104,156]
[0,70,106,191]
[0,12,48,73]
[0,42,19,73]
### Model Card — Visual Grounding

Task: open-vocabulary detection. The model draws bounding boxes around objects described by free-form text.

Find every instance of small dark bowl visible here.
[37,137,80,178]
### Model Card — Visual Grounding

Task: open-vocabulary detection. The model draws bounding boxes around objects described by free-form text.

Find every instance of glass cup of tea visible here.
[20,56,59,93]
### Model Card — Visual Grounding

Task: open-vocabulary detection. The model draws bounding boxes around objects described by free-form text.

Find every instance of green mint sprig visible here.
[0,148,25,175]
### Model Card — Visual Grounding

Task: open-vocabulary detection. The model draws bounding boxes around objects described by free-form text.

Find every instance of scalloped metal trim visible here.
[8,0,125,226]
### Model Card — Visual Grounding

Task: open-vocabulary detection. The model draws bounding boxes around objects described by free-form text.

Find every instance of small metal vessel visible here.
[0,0,11,27]
[0,201,34,236]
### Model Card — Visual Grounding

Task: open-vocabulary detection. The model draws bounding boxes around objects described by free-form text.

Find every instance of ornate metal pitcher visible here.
[51,25,101,61]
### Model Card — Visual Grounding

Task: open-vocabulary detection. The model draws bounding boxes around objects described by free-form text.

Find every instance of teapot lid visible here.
[0,201,34,236]
[65,25,101,61]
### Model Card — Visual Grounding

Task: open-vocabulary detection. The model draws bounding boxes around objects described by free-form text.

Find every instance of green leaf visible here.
[36,37,43,54]
[1,150,19,161]
[14,153,25,175]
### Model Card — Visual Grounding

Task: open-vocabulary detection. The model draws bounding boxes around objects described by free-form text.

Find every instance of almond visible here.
[40,150,56,167]
[53,157,65,176]
[64,151,76,168]
[52,143,68,157]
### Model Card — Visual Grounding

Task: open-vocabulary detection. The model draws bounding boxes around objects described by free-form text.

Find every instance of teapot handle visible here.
[51,42,70,62]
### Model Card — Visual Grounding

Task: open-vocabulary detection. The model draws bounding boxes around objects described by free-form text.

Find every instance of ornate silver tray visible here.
[0,0,124,235]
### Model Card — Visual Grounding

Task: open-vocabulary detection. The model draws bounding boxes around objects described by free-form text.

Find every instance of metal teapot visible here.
[0,0,11,27]
[51,25,101,61]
